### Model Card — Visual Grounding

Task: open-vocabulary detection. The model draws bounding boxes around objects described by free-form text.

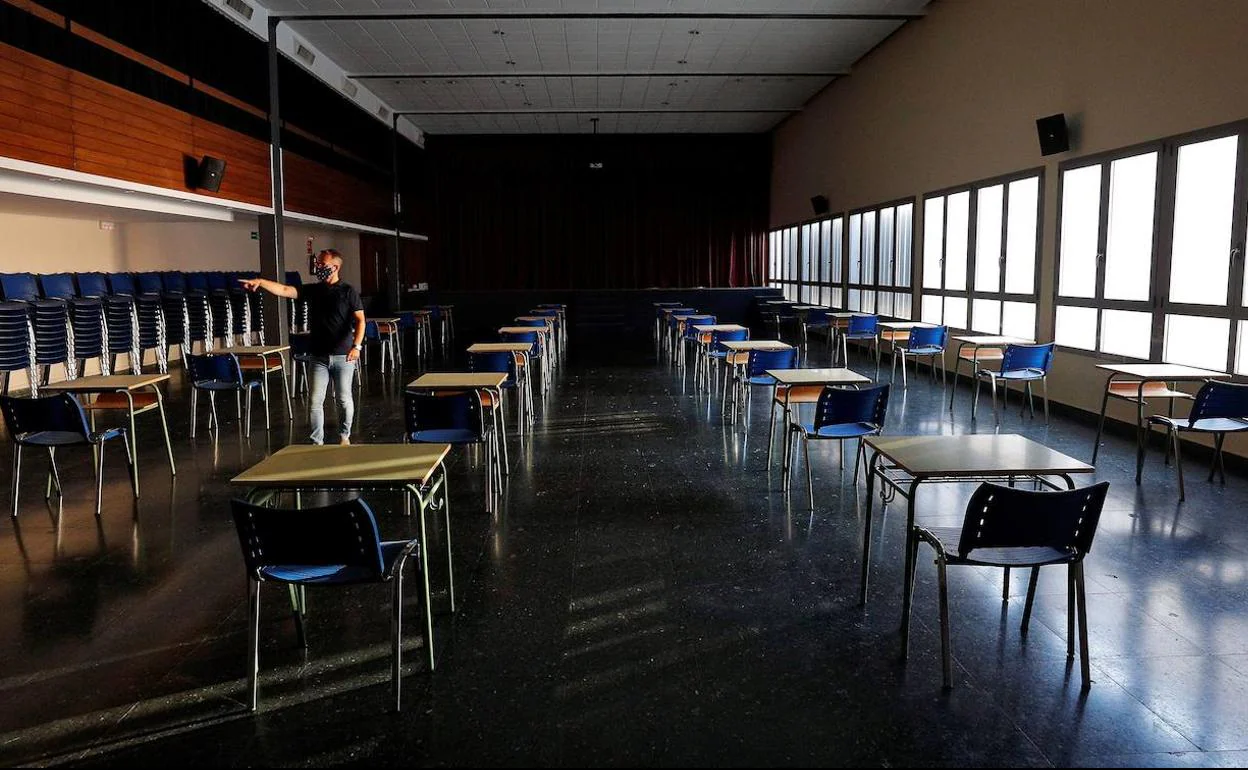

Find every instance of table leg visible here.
[154,386,176,476]
[1135,390,1146,484]
[440,468,455,614]
[899,478,922,655]
[949,344,968,411]
[410,483,437,671]
[125,391,140,497]
[1091,374,1114,464]
[278,352,293,420]
[859,449,879,606]
[492,386,510,475]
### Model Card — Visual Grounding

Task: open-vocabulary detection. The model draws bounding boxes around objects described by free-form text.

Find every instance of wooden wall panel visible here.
[0,39,394,228]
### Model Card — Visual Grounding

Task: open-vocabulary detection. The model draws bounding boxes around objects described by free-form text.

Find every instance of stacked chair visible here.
[38,273,108,378]
[0,273,75,386]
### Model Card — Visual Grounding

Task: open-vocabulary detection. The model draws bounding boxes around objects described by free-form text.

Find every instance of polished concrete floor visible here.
[1,335,1247,767]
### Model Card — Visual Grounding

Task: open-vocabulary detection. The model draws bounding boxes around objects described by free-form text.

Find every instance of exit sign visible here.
[250,231,258,240]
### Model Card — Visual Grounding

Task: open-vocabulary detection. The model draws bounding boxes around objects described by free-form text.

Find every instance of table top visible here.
[950,335,1033,346]
[44,373,170,392]
[653,301,684,307]
[864,434,1094,477]
[231,443,451,488]
[498,326,546,335]
[766,367,872,385]
[408,372,507,389]
[830,312,869,319]
[1095,363,1231,379]
[879,321,936,330]
[227,345,291,355]
[661,307,695,315]
[720,340,794,351]
[468,342,531,353]
[761,299,795,305]
[368,317,400,324]
[692,324,748,333]
[792,304,825,310]
[514,316,554,324]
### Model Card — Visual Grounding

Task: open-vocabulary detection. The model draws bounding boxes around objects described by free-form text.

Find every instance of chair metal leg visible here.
[938,557,952,689]
[804,436,814,510]
[95,441,106,515]
[972,374,981,421]
[1043,377,1050,424]
[289,585,308,648]
[236,390,243,432]
[246,388,254,438]
[1210,433,1227,483]
[11,444,22,518]
[247,579,261,711]
[853,438,865,484]
[391,562,405,711]
[190,389,198,438]
[208,392,219,432]
[901,531,921,659]
[1021,565,1040,635]
[1172,428,1185,501]
[46,447,62,499]
[1075,561,1092,689]
[991,376,1001,425]
[1066,564,1076,659]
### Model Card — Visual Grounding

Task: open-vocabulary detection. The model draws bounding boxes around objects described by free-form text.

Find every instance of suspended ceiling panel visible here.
[246,1,930,134]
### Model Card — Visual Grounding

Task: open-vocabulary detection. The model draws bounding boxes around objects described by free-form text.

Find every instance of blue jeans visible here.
[307,354,356,444]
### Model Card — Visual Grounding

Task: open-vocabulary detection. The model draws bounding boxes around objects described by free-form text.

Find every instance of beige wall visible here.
[771,0,1248,452]
[0,209,362,390]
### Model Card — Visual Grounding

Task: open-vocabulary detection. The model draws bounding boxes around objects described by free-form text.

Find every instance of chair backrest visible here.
[284,270,303,287]
[39,273,77,300]
[136,272,164,295]
[187,353,242,385]
[712,328,749,348]
[682,315,716,338]
[108,273,137,296]
[185,273,211,293]
[1188,379,1248,424]
[206,272,229,292]
[906,325,947,349]
[846,314,879,335]
[746,347,798,378]
[289,332,312,356]
[1001,342,1055,373]
[814,383,890,430]
[500,330,539,345]
[77,272,110,297]
[0,273,39,302]
[806,308,831,324]
[468,351,519,385]
[230,498,385,582]
[531,309,559,318]
[0,393,90,438]
[515,318,547,328]
[403,390,484,439]
[957,481,1110,560]
[667,309,696,328]
[363,320,380,342]
[161,271,188,293]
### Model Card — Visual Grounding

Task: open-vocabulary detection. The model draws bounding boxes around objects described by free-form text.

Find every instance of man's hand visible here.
[347,347,361,363]
[238,278,261,292]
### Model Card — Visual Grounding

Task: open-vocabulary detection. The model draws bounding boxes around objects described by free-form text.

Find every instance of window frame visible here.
[846,196,917,318]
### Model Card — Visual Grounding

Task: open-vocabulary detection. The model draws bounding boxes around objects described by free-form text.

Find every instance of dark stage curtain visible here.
[421,134,770,290]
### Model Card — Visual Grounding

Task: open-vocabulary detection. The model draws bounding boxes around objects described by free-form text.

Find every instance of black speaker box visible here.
[1036,114,1070,156]
[810,194,830,216]
[196,156,227,192]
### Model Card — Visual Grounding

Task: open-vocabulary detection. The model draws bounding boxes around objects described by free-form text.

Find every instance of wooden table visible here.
[720,340,795,419]
[766,367,873,491]
[688,324,749,392]
[860,434,1095,654]
[408,371,511,476]
[467,342,535,432]
[44,373,175,495]
[948,335,1032,411]
[227,345,293,429]
[1092,363,1232,479]
[231,443,452,671]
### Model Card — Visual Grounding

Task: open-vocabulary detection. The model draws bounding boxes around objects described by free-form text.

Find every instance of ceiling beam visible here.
[276,12,921,22]
[350,72,848,80]
[393,108,800,115]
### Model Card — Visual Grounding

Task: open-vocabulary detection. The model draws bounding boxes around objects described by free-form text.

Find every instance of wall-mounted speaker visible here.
[810,194,830,216]
[196,156,227,192]
[1036,114,1070,156]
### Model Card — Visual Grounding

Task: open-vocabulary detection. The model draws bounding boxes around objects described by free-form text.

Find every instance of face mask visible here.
[313,264,334,282]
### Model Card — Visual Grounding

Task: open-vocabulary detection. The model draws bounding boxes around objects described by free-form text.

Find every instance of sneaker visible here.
[339,435,351,445]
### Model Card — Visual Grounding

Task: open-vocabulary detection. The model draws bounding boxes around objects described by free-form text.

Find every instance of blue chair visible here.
[802,308,833,357]
[891,325,948,387]
[708,327,749,397]
[678,314,716,384]
[1146,379,1248,500]
[789,383,890,506]
[726,347,798,446]
[838,314,880,366]
[230,497,424,712]
[501,330,545,395]
[76,273,111,298]
[469,350,527,435]
[107,273,137,296]
[529,308,563,359]
[187,353,260,437]
[404,389,500,511]
[908,481,1110,690]
[38,273,76,300]
[974,342,1055,424]
[0,393,135,517]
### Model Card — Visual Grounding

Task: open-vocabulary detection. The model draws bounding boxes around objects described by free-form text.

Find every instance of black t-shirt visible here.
[296,281,364,355]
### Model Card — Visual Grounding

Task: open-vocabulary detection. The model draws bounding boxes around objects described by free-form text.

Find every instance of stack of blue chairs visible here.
[0,301,36,395]
[285,270,307,333]
[0,273,74,386]
[77,272,141,374]
[39,273,108,377]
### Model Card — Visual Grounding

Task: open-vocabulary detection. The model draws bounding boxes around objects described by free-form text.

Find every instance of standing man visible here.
[239,249,365,445]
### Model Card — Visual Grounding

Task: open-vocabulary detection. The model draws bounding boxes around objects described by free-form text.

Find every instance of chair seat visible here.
[794,421,877,439]
[410,428,483,444]
[259,563,383,585]
[899,345,944,355]
[747,374,778,386]
[196,379,262,391]
[1148,415,1248,433]
[981,367,1045,380]
[18,427,123,446]
[843,333,877,340]
[915,526,1078,567]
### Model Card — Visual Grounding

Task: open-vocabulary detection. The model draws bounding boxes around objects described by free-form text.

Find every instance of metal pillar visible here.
[262,16,289,343]
[390,113,404,313]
